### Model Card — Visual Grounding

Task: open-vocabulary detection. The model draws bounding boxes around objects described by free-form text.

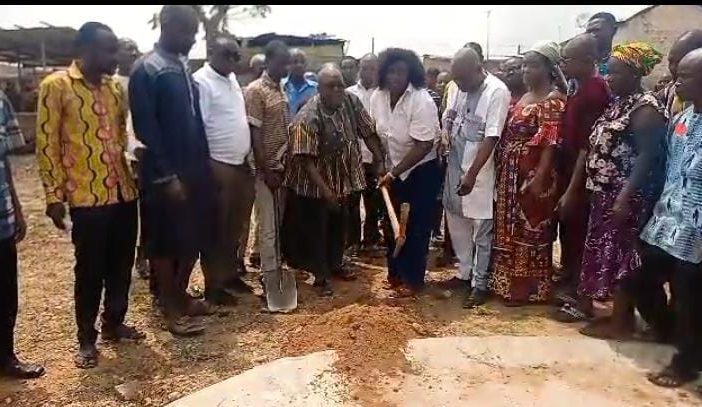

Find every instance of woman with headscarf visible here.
[576,42,667,339]
[490,41,567,306]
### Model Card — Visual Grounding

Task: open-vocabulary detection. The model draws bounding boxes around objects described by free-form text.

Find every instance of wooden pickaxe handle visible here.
[380,185,400,239]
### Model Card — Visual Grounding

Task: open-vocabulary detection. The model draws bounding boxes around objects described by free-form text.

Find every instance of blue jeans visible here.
[384,160,441,288]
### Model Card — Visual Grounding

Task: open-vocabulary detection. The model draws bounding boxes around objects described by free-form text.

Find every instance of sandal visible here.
[647,366,699,388]
[389,286,419,299]
[383,278,403,290]
[74,345,99,369]
[503,298,529,307]
[553,292,578,307]
[167,316,205,337]
[551,304,592,323]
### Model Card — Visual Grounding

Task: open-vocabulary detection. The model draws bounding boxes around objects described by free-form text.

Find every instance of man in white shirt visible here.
[114,38,150,281]
[443,47,510,308]
[346,53,382,249]
[193,35,255,306]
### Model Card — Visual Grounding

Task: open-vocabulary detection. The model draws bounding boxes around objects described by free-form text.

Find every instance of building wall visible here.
[613,5,702,88]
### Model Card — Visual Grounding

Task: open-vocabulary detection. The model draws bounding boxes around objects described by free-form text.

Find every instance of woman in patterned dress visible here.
[490,41,567,306]
[576,42,667,339]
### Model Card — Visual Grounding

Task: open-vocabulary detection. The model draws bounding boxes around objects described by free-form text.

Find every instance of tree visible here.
[149,5,271,55]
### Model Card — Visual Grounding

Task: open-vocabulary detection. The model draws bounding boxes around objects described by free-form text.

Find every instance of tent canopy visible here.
[0,25,77,67]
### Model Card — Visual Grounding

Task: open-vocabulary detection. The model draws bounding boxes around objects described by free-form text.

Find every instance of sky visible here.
[0,4,650,59]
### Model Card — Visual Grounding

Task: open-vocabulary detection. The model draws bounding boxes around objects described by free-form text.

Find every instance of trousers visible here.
[70,201,138,345]
[446,212,493,290]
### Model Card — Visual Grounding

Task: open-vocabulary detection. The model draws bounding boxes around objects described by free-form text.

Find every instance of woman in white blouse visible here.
[370,48,441,297]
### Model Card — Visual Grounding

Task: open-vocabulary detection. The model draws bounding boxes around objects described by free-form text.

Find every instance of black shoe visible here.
[313,279,334,297]
[0,356,45,379]
[463,288,489,309]
[225,277,254,294]
[101,323,146,342]
[207,290,239,306]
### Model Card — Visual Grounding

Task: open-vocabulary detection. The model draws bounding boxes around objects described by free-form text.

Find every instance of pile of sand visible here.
[282,303,430,404]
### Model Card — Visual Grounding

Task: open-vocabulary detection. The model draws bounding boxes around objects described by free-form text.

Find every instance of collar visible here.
[356,81,377,92]
[68,60,109,85]
[283,75,316,91]
[203,63,234,83]
[154,43,181,62]
[261,71,284,91]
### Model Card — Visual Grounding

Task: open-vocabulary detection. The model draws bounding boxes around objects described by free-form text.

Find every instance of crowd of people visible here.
[1,5,701,391]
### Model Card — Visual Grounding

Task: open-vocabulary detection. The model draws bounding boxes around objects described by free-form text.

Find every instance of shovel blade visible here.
[263,269,297,313]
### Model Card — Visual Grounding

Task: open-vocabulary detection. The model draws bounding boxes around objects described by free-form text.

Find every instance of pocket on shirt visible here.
[463,115,486,143]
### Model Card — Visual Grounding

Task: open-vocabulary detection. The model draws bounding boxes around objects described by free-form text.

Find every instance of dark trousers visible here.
[348,164,383,248]
[71,201,138,345]
[283,193,347,281]
[628,243,702,373]
[384,160,441,288]
[151,257,197,318]
[557,192,590,288]
[0,238,18,363]
[201,160,255,300]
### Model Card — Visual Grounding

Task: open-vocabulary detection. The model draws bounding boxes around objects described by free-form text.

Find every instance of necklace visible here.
[320,106,345,135]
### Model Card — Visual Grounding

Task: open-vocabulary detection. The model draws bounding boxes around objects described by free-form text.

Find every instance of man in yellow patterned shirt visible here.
[35,22,143,369]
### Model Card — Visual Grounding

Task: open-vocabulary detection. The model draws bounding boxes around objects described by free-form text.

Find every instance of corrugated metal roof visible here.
[243,32,345,47]
[0,26,77,66]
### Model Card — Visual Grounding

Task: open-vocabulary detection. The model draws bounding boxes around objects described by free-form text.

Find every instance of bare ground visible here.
[0,155,695,406]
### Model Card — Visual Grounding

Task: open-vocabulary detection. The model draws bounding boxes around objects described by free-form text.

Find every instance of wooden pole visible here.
[40,40,46,69]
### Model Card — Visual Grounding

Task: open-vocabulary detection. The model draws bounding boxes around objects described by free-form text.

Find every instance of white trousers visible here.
[446,211,494,290]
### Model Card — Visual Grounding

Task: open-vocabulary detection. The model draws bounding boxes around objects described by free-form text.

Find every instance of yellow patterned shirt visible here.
[36,61,137,207]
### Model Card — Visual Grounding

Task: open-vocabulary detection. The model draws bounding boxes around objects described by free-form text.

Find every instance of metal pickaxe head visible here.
[392,202,410,258]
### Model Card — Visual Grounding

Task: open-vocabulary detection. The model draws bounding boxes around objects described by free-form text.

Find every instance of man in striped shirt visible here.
[282,64,384,296]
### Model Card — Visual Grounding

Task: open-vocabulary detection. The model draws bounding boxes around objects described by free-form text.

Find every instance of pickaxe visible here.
[380,185,410,258]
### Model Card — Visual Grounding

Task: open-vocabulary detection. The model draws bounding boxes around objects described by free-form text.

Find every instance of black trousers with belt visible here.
[627,242,702,374]
[70,200,138,345]
[0,238,18,364]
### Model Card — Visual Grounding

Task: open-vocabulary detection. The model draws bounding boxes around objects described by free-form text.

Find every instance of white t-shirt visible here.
[114,74,144,162]
[442,74,510,219]
[346,82,377,164]
[369,85,439,180]
[193,63,251,165]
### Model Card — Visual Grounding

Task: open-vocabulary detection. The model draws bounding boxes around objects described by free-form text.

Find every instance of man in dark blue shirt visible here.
[130,5,216,337]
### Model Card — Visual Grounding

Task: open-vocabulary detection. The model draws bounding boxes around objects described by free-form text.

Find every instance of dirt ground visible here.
[0,155,691,406]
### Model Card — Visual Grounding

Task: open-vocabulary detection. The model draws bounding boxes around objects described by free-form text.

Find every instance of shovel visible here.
[262,189,298,313]
[380,186,410,258]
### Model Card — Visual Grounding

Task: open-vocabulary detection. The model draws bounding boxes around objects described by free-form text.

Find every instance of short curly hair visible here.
[377,48,426,90]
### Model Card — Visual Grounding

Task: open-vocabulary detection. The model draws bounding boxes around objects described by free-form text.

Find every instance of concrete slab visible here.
[169,336,701,407]
[166,350,355,407]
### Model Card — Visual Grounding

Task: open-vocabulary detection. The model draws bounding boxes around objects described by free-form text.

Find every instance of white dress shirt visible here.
[442,74,511,219]
[193,63,251,165]
[369,85,439,180]
[346,82,377,164]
